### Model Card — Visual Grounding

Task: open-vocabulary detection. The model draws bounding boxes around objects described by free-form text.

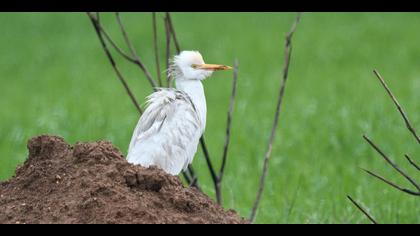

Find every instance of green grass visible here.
[0,13,419,223]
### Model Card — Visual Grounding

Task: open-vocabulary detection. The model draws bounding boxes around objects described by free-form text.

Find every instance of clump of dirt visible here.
[0,135,247,224]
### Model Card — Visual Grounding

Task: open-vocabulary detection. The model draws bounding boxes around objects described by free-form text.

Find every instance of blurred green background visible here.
[0,13,419,223]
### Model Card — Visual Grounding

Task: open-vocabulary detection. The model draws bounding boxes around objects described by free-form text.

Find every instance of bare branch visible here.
[373,70,420,144]
[199,137,219,192]
[347,195,378,224]
[216,59,239,204]
[152,13,163,87]
[90,13,157,89]
[405,154,420,172]
[87,12,143,115]
[249,13,302,223]
[164,15,172,87]
[362,168,420,196]
[363,135,420,195]
[115,13,158,89]
[220,59,239,178]
[166,12,181,54]
[90,15,139,64]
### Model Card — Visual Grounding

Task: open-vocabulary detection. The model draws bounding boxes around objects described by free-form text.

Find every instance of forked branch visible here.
[362,135,420,196]
[87,12,143,115]
[115,13,158,89]
[350,69,420,223]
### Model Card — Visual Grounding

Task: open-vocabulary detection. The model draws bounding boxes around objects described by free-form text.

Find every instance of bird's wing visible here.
[127,88,202,174]
[128,88,178,151]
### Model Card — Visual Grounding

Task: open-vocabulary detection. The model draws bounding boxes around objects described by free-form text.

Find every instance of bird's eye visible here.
[191,64,198,69]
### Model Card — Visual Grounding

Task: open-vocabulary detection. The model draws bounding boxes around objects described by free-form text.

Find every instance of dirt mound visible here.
[0,135,247,224]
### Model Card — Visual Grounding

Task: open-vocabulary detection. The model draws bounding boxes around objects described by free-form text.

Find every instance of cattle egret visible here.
[127,51,232,175]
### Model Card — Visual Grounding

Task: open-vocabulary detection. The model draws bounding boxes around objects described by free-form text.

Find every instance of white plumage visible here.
[127,51,232,175]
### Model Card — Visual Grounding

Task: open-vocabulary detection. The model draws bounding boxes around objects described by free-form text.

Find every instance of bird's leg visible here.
[182,171,192,185]
[182,169,200,190]
[187,165,201,190]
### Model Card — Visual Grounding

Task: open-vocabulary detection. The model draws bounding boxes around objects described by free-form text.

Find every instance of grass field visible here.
[0,13,419,223]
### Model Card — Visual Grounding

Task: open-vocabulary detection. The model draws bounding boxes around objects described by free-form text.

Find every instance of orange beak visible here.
[193,64,233,71]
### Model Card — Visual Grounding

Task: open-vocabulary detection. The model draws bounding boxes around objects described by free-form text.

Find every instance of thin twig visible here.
[92,12,156,92]
[92,13,157,89]
[115,13,158,89]
[405,154,420,172]
[200,137,219,191]
[361,168,420,196]
[363,135,420,195]
[373,70,420,144]
[152,13,162,87]
[216,59,239,204]
[92,17,139,64]
[347,195,378,224]
[249,13,301,223]
[198,136,222,200]
[164,15,172,87]
[166,12,181,54]
[220,59,239,178]
[87,13,143,115]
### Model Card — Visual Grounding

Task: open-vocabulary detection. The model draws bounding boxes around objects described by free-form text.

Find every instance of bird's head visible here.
[168,51,232,81]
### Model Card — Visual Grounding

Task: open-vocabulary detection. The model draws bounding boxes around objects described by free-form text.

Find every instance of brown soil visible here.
[0,135,247,224]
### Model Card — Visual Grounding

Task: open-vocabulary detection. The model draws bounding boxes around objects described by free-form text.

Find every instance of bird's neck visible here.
[175,79,207,132]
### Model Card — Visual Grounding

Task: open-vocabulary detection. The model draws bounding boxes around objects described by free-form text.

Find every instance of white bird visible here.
[127,51,232,175]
